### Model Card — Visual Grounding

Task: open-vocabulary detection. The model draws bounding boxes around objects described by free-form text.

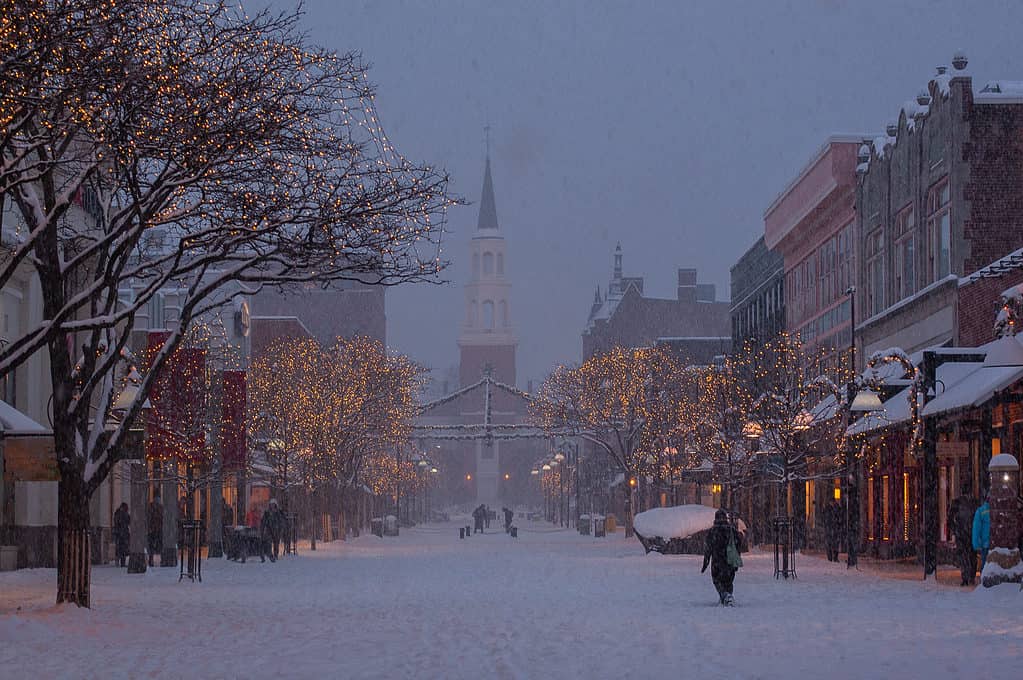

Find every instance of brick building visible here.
[583,244,730,361]
[856,55,1023,361]
[730,236,785,348]
[764,135,865,365]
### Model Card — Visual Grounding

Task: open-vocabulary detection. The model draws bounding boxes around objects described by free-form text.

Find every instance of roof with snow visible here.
[0,400,49,435]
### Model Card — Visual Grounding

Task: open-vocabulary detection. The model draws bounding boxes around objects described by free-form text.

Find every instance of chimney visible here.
[677,268,697,304]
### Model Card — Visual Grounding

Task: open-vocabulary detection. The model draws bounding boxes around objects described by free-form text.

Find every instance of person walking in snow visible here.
[972,493,990,572]
[113,502,130,568]
[950,482,980,586]
[701,509,742,606]
[503,507,514,532]
[484,505,491,529]
[262,499,285,561]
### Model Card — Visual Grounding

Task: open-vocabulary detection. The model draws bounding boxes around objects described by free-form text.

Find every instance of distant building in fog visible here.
[252,280,385,348]
[730,236,785,349]
[582,244,730,360]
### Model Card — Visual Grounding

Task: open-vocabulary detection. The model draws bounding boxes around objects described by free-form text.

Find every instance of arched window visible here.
[472,253,480,278]
[499,300,508,327]
[482,300,495,329]
[483,252,494,276]
[497,253,505,276]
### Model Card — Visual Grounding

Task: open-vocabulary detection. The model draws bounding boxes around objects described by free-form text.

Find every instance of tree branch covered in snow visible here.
[1,0,456,606]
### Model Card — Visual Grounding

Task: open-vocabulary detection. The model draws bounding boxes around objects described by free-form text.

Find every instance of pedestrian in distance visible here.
[701,509,743,606]
[262,499,285,561]
[503,507,514,533]
[473,505,484,534]
[972,492,990,572]
[950,482,980,586]
[113,502,130,568]
[147,494,163,567]
[822,499,843,563]
[484,505,491,529]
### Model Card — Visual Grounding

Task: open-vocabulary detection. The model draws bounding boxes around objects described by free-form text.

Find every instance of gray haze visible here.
[296,0,1023,388]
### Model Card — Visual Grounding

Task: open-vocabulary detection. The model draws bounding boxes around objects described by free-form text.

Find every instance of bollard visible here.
[459,527,465,539]
[510,527,518,538]
[466,525,472,537]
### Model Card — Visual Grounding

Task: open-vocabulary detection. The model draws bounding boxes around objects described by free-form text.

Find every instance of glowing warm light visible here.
[503,473,510,480]
[465,473,472,481]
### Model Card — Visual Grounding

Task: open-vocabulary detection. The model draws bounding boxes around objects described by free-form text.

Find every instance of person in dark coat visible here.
[949,482,980,586]
[147,494,163,567]
[262,499,285,561]
[484,505,491,529]
[473,505,484,534]
[701,509,742,606]
[822,499,844,562]
[113,502,130,568]
[503,507,514,532]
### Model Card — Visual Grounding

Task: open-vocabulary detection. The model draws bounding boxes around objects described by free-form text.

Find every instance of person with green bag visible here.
[701,508,743,606]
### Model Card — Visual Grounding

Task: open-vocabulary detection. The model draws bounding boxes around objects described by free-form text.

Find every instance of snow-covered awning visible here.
[922,363,1023,418]
[0,400,49,435]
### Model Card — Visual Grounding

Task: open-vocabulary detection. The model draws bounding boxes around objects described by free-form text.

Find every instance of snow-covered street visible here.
[1,521,1021,679]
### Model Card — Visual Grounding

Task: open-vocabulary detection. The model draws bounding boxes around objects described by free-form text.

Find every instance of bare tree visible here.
[1,0,453,605]
[531,346,683,536]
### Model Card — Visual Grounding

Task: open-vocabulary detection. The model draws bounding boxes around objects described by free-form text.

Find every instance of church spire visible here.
[477,133,499,231]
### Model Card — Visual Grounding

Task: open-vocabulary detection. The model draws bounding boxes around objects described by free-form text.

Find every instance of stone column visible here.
[160,463,178,567]
[126,461,148,574]
[982,453,1022,587]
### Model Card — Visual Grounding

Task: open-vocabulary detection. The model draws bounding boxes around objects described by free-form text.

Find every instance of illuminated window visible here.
[805,480,815,528]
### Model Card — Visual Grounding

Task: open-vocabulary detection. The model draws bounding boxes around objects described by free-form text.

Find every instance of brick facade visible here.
[765,136,861,362]
[856,67,1023,362]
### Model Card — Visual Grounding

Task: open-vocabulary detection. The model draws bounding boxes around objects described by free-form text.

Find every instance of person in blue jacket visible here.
[972,494,990,571]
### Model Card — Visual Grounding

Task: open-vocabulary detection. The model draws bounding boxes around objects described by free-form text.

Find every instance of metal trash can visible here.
[593,517,606,537]
[371,518,384,538]
[578,515,591,535]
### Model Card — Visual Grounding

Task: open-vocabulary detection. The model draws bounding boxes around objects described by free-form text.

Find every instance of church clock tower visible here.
[459,153,517,388]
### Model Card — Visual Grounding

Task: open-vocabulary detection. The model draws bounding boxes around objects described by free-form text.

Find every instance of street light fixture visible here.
[850,387,883,412]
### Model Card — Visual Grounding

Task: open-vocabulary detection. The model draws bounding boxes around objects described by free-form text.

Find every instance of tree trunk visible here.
[308,489,317,551]
[56,475,91,607]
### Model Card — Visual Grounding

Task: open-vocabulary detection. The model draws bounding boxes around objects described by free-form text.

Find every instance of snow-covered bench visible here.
[633,505,747,555]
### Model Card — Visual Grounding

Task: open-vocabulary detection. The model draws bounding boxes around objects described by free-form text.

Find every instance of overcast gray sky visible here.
[295,0,1023,389]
